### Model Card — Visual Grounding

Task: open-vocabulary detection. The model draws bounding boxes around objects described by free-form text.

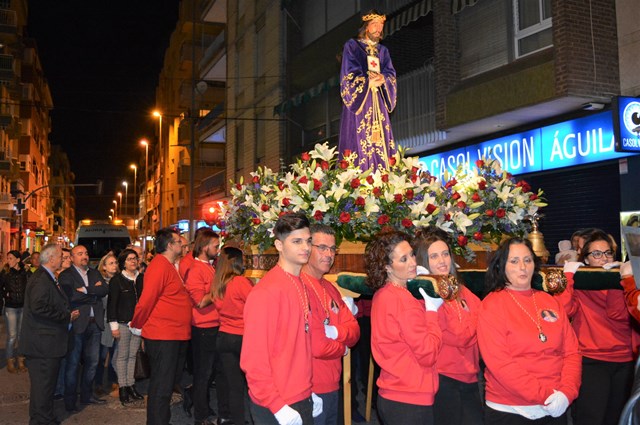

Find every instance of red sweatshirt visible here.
[557,273,634,362]
[478,289,581,406]
[240,265,312,413]
[436,285,481,383]
[178,253,195,281]
[620,276,640,323]
[302,272,360,394]
[185,259,218,328]
[371,283,442,406]
[131,254,192,340]
[214,275,253,335]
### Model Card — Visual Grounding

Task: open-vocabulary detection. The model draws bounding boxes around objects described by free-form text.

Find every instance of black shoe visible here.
[65,404,79,413]
[127,385,144,400]
[53,393,64,401]
[119,387,131,405]
[80,396,107,405]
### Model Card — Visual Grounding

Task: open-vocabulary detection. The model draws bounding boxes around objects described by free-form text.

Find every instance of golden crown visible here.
[362,13,386,22]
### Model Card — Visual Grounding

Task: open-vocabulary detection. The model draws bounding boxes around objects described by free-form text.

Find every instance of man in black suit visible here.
[59,245,108,411]
[19,244,79,425]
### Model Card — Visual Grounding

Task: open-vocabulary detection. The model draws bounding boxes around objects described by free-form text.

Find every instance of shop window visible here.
[513,0,552,58]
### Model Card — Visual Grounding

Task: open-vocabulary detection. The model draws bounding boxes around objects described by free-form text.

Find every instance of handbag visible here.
[134,348,150,380]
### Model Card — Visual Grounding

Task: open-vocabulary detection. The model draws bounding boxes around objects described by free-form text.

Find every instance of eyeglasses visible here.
[125,257,139,262]
[312,244,338,254]
[587,250,614,259]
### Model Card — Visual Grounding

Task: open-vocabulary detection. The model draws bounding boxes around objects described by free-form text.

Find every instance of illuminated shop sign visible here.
[419,111,635,180]
[613,96,640,153]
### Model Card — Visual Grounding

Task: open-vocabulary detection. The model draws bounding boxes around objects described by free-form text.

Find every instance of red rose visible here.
[457,201,466,209]
[355,196,365,206]
[301,152,311,161]
[339,160,349,169]
[381,174,389,183]
[350,178,361,189]
[373,187,382,197]
[260,204,269,212]
[506,173,513,179]
[389,157,397,166]
[485,209,495,217]
[411,166,420,174]
[282,198,291,207]
[401,218,413,228]
[321,161,329,170]
[314,210,323,221]
[366,175,374,185]
[452,192,461,200]
[313,179,322,191]
[405,189,414,200]
[252,176,260,184]
[235,184,243,190]
[530,193,538,200]
[377,215,390,225]
[473,231,483,241]
[457,235,468,247]
[252,218,261,225]
[472,192,481,202]
[475,159,485,168]
[277,181,285,191]
[299,176,308,184]
[394,194,403,203]
[522,183,531,193]
[496,208,506,218]
[478,180,487,190]
[445,178,457,189]
[410,174,418,183]
[278,211,287,217]
[344,149,352,157]
[339,212,351,223]
[426,204,437,214]
[444,213,451,221]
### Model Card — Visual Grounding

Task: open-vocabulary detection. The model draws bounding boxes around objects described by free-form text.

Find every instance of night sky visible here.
[27,1,180,220]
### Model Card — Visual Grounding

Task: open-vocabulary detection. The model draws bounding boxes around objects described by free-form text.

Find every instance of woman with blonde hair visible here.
[94,252,118,396]
[213,246,254,425]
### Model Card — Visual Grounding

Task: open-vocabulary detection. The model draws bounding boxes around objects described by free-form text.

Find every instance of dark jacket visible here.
[1,266,30,308]
[58,265,108,333]
[107,272,143,324]
[19,267,70,358]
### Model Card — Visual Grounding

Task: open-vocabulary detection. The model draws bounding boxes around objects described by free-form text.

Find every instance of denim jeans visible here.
[64,321,102,406]
[4,307,23,359]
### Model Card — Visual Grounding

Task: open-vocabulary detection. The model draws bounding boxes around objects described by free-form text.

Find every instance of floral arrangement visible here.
[220,142,547,260]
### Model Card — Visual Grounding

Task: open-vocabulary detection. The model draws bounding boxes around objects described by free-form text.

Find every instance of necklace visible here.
[506,289,547,343]
[302,273,330,325]
[280,265,310,333]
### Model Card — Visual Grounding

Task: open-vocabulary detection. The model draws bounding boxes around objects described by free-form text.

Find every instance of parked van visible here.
[74,221,132,266]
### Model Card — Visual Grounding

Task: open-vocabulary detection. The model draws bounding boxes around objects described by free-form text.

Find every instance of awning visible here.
[273,75,340,116]
[451,0,480,14]
[386,0,433,37]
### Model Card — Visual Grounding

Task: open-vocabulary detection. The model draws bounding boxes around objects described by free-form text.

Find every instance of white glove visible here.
[416,265,430,276]
[419,287,443,312]
[543,390,569,418]
[274,405,303,425]
[602,261,622,270]
[342,296,358,316]
[324,324,338,340]
[311,392,323,417]
[620,261,632,277]
[563,261,584,274]
[128,324,142,336]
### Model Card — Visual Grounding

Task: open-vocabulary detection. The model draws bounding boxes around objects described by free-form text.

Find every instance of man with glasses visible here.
[301,224,360,425]
[130,227,192,425]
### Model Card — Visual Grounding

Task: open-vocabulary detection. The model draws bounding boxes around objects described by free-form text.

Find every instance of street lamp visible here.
[140,139,149,250]
[117,192,123,219]
[110,208,114,218]
[122,181,129,222]
[130,164,137,222]
[112,200,118,219]
[152,110,163,228]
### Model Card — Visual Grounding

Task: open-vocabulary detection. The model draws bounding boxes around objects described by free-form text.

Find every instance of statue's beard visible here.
[366,31,381,43]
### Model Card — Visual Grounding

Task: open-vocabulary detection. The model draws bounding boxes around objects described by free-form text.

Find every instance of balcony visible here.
[0,9,17,34]
[0,54,16,84]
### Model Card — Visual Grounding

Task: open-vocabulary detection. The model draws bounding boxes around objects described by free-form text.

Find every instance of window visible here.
[235,124,244,171]
[514,0,552,58]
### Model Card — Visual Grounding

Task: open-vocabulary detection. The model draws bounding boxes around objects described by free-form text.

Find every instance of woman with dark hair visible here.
[411,227,483,425]
[1,250,30,373]
[107,248,144,405]
[213,246,253,425]
[559,229,635,425]
[478,238,581,424]
[365,230,443,425]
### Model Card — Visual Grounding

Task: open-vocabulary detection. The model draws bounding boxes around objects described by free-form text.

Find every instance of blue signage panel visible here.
[614,96,640,152]
[419,111,635,178]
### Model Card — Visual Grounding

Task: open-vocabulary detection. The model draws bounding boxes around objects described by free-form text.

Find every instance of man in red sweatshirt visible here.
[301,224,360,425]
[130,227,192,425]
[241,212,323,425]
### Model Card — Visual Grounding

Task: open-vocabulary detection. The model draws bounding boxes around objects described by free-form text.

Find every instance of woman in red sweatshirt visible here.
[365,230,443,425]
[213,246,254,425]
[411,227,483,425]
[478,238,581,425]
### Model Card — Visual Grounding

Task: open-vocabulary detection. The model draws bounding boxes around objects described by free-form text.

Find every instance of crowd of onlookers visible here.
[4,217,640,425]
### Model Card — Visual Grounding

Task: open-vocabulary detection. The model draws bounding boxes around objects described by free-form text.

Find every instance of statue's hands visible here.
[369,72,384,88]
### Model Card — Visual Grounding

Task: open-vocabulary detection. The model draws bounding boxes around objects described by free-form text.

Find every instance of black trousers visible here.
[572,356,634,425]
[145,339,188,425]
[485,407,566,425]
[434,374,484,425]
[26,356,62,425]
[377,395,434,425]
[191,325,230,421]
[217,331,247,425]
[250,397,313,425]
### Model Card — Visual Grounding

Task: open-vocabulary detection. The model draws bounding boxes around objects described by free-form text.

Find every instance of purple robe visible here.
[339,38,397,171]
